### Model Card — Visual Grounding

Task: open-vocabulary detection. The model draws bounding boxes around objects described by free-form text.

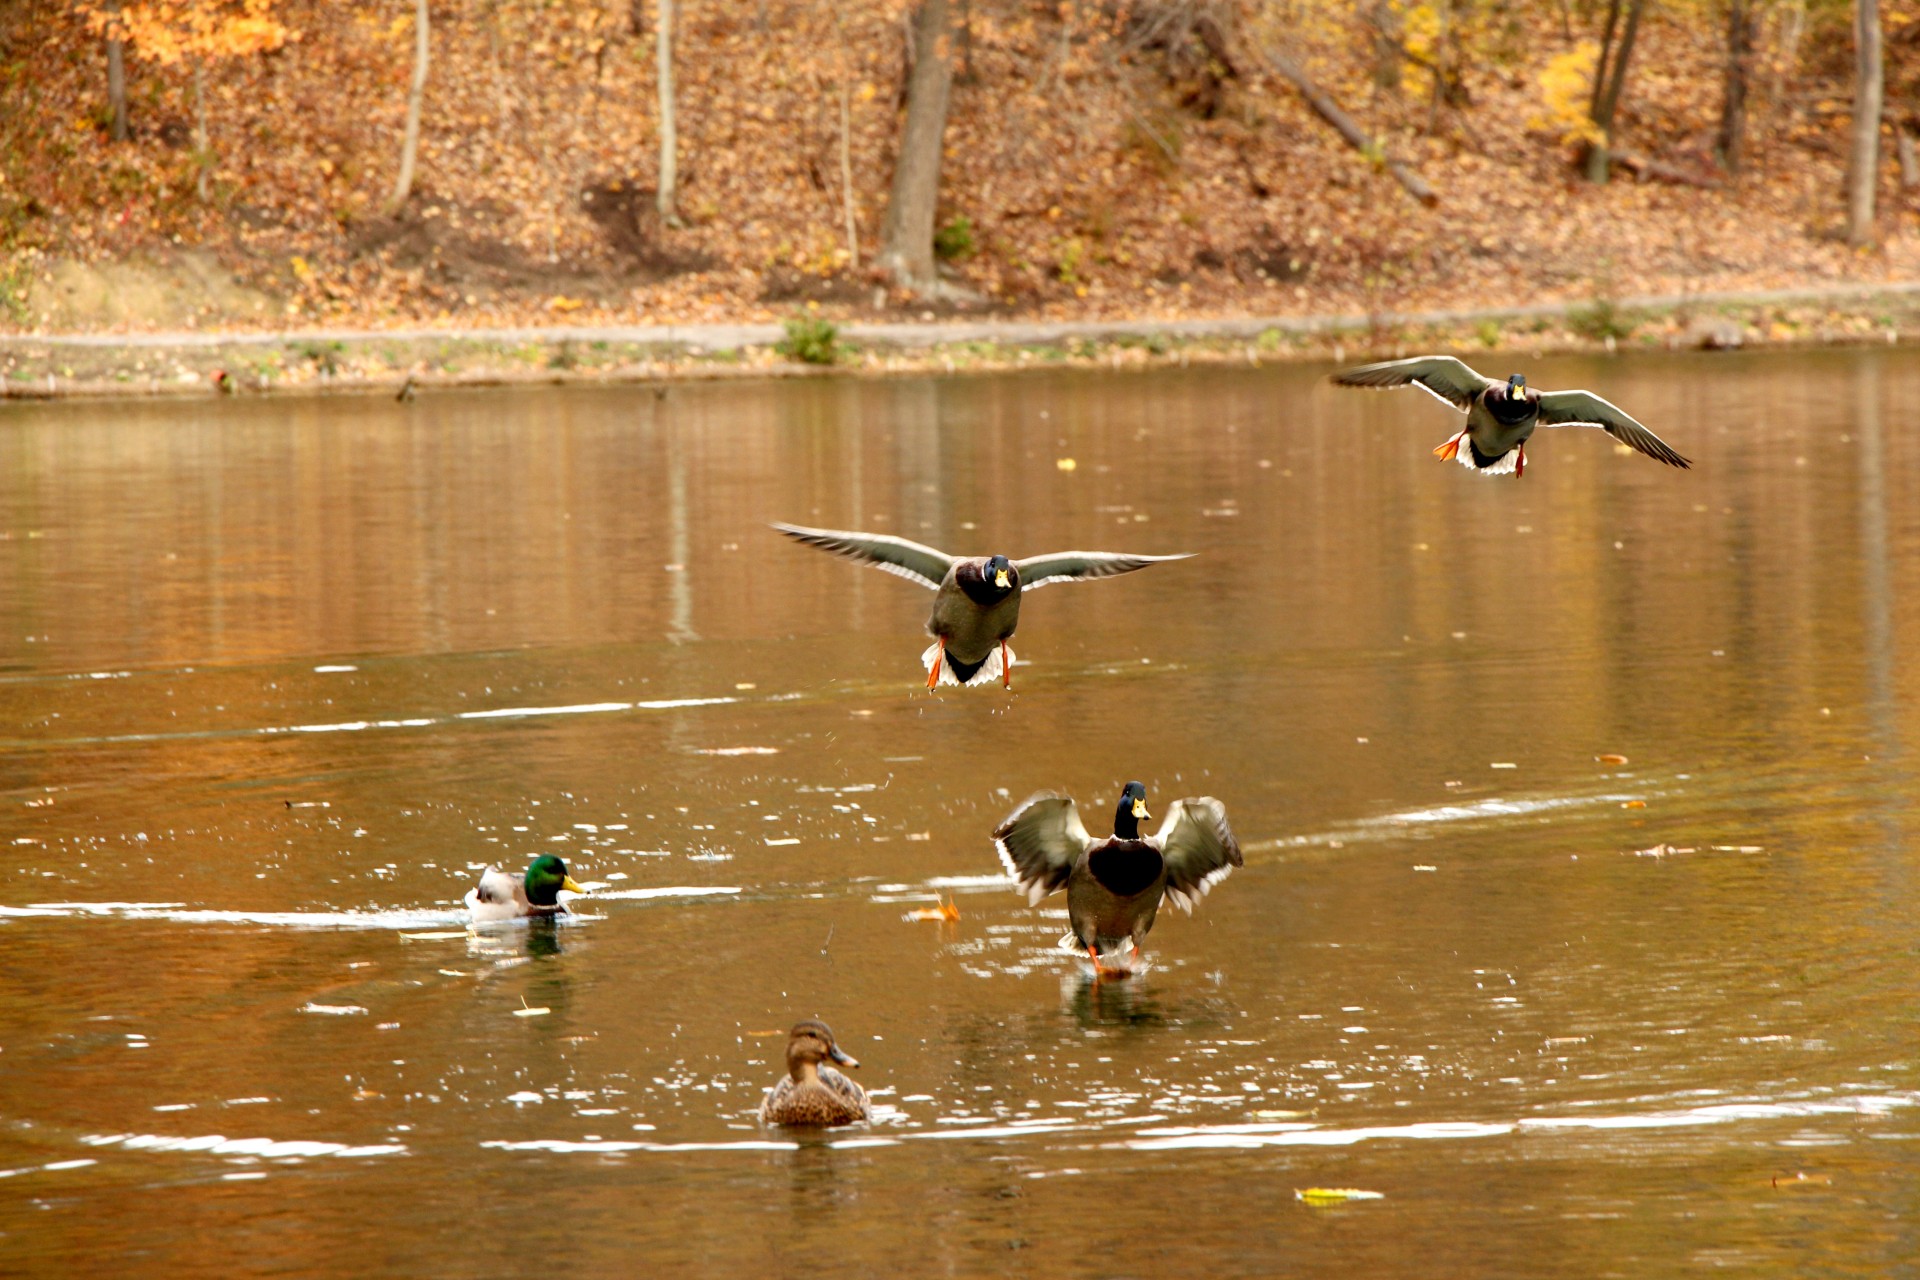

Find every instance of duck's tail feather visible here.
[1463,439,1521,475]
[920,640,1013,688]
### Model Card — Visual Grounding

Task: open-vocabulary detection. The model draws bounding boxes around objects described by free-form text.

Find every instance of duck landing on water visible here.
[1332,355,1691,477]
[772,523,1191,690]
[994,781,1242,979]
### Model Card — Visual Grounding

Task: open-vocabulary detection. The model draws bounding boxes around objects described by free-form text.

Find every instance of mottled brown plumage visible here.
[758,1020,871,1127]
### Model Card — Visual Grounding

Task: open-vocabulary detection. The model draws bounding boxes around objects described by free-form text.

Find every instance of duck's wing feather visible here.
[993,793,1092,904]
[771,523,955,590]
[1534,390,1691,469]
[1154,798,1243,914]
[1014,551,1193,592]
[1330,356,1495,411]
[470,866,523,907]
[819,1065,872,1120]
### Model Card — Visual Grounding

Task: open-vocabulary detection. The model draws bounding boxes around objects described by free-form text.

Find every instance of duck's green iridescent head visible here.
[523,854,582,907]
[1113,780,1150,839]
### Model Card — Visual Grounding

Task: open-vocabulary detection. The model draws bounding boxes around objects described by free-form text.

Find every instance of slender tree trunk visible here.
[1898,126,1919,190]
[106,5,128,142]
[656,0,680,225]
[1717,0,1750,172]
[387,0,430,213]
[839,76,858,267]
[1846,0,1883,246]
[1585,0,1645,182]
[192,60,210,199]
[877,0,954,292]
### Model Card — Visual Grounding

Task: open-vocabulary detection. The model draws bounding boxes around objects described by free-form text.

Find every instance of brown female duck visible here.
[758,1020,871,1127]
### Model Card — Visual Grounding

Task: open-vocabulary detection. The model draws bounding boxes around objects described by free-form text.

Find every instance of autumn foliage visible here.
[0,0,1915,332]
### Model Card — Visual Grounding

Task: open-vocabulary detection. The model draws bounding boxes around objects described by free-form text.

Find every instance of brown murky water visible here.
[4,351,1920,1275]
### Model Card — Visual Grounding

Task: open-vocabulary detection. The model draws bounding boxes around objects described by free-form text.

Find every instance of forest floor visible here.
[3,1,1917,400]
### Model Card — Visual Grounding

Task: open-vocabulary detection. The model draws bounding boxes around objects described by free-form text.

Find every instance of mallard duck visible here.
[994,781,1242,979]
[758,1020,871,1127]
[1331,356,1690,476]
[772,523,1191,688]
[462,854,583,923]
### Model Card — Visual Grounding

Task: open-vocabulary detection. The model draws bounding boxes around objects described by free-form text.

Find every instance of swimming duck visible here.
[994,781,1242,978]
[462,854,583,923]
[772,522,1191,688]
[758,1020,871,1127]
[1331,356,1690,476]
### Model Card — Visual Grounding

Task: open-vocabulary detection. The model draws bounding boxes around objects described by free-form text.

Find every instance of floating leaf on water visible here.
[1296,1187,1384,1204]
[301,1003,367,1016]
[907,898,960,923]
[905,832,931,842]
[1596,753,1629,765]
[1770,1171,1832,1189]
[1055,457,1077,471]
[353,1089,382,1101]
[514,998,550,1018]
[1622,800,1647,809]
[1490,762,1517,770]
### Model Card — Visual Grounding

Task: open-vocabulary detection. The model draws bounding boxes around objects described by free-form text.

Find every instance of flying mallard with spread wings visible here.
[772,523,1191,689]
[994,781,1242,978]
[1332,355,1690,477]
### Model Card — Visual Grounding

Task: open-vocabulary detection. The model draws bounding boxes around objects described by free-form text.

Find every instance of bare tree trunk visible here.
[1586,0,1645,182]
[106,5,128,142]
[1717,0,1750,172]
[877,0,954,292]
[1846,0,1883,246]
[386,0,430,213]
[656,0,680,226]
[192,60,209,200]
[1899,126,1919,189]
[838,76,858,267]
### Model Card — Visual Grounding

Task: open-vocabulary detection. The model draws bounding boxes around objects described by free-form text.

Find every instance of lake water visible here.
[3,350,1919,1275]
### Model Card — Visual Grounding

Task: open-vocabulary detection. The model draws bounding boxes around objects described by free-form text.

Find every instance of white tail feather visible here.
[920,640,1015,688]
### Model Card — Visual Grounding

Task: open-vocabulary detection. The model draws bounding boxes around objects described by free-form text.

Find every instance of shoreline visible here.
[3,280,1915,401]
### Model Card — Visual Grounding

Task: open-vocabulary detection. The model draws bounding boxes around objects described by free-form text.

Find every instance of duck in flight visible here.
[1331,356,1690,477]
[772,523,1191,689]
[994,781,1242,979]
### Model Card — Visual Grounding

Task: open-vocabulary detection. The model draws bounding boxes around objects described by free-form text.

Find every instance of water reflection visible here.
[4,351,1920,1275]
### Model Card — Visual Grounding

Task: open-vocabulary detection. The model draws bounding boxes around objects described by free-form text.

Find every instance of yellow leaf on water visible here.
[1596,753,1629,765]
[1056,457,1077,471]
[907,897,960,923]
[1296,1187,1385,1204]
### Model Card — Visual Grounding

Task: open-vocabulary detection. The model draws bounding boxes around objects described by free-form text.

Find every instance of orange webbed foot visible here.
[1433,432,1463,462]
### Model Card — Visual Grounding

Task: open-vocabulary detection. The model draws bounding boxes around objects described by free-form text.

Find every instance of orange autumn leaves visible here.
[82,0,296,67]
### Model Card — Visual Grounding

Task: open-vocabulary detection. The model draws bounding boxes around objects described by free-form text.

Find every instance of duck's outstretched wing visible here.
[1535,390,1692,469]
[771,523,955,589]
[993,793,1092,904]
[1330,356,1494,411]
[1154,798,1243,914]
[1014,551,1193,592]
